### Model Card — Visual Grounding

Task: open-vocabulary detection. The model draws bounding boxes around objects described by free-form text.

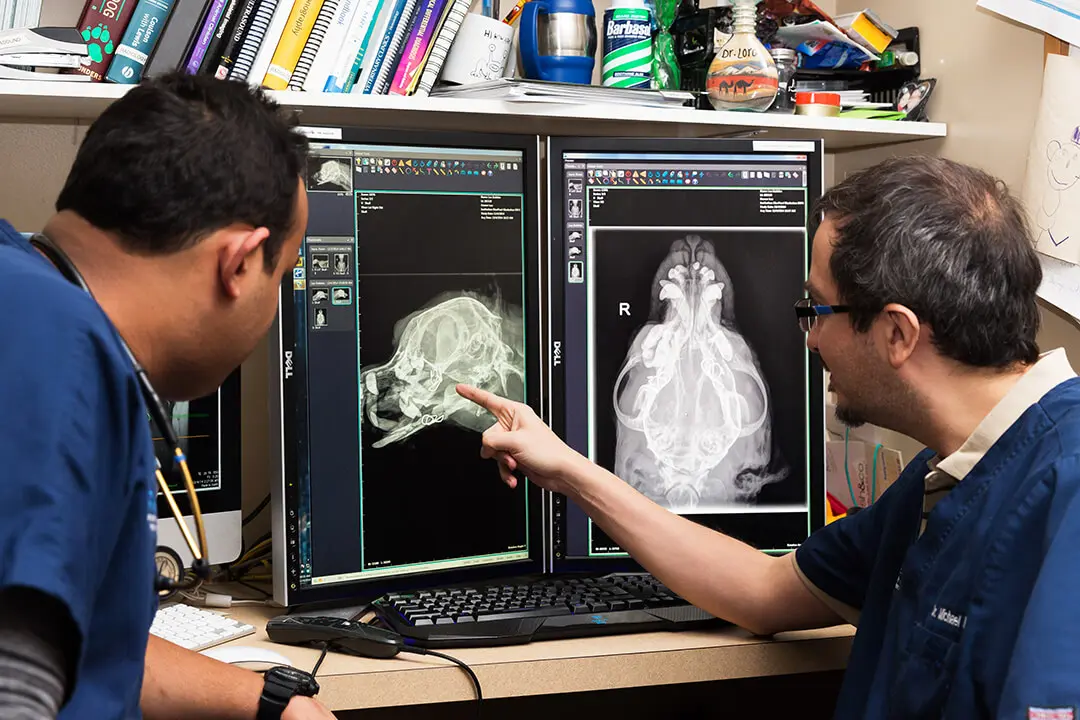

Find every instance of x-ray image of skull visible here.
[361,291,524,448]
[311,159,352,191]
[612,235,786,511]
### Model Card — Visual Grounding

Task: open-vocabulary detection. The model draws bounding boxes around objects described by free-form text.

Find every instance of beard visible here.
[835,401,867,428]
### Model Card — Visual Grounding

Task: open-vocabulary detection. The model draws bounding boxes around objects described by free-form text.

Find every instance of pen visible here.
[502,0,527,24]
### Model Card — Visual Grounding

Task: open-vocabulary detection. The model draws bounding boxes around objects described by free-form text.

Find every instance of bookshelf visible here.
[0,79,947,150]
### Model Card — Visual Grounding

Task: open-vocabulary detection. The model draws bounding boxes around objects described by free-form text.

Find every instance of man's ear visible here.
[876,303,921,369]
[1048,140,1062,162]
[218,227,270,299]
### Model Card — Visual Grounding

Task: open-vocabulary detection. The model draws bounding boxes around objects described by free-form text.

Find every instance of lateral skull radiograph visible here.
[311,158,352,191]
[361,291,524,448]
[611,235,787,511]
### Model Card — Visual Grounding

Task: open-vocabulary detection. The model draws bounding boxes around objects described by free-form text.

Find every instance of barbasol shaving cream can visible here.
[602,0,652,89]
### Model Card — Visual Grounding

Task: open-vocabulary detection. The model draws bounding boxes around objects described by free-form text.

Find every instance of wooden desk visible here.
[224,606,854,713]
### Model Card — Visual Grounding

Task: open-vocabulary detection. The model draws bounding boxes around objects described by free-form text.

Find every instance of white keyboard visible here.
[150,603,256,652]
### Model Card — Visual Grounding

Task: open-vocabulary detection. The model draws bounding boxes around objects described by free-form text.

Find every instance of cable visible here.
[311,642,331,677]
[236,579,272,599]
[227,550,272,580]
[243,494,271,527]
[871,442,882,503]
[844,426,856,508]
[402,646,482,712]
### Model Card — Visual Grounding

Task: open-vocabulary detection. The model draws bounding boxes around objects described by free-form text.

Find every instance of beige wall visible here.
[833,0,1045,189]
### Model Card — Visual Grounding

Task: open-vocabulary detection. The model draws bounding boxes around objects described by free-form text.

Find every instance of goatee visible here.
[835,403,866,428]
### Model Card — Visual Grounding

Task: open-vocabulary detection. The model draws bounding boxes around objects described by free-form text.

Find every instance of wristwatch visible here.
[256,666,320,720]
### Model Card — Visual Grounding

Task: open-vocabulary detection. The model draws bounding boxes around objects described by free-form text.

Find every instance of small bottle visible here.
[705,0,777,112]
[768,47,797,113]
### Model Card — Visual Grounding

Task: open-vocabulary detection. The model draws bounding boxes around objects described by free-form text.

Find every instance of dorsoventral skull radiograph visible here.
[612,236,786,511]
[361,291,524,448]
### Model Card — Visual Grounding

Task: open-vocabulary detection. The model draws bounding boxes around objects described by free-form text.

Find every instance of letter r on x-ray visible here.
[619,302,631,316]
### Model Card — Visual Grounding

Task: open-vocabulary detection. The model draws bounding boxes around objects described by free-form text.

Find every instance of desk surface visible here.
[224,607,855,711]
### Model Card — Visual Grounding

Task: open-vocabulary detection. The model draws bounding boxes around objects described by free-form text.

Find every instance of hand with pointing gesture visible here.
[455,384,585,494]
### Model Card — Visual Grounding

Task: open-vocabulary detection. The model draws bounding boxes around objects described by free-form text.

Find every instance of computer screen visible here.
[271,128,544,607]
[546,137,826,571]
[154,372,242,565]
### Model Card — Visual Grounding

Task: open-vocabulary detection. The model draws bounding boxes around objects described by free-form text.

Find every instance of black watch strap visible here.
[256,673,294,720]
[257,667,317,720]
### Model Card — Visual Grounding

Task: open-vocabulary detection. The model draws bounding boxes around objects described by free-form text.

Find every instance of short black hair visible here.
[812,155,1041,368]
[56,72,309,271]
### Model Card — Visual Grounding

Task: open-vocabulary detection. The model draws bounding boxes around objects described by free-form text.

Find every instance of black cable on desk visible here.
[311,642,331,677]
[402,646,482,715]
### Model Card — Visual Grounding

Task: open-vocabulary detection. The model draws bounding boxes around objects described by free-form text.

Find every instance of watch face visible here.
[268,666,319,696]
[269,667,307,682]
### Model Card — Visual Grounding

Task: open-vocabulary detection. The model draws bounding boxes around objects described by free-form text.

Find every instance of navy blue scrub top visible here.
[797,376,1080,719]
[0,220,157,718]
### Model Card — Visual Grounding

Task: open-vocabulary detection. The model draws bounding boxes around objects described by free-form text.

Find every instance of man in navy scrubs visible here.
[459,156,1080,719]
[0,74,333,718]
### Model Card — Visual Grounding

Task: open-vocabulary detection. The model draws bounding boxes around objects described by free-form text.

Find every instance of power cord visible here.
[871,442,883,503]
[243,494,271,527]
[401,646,482,717]
[844,426,856,508]
[311,642,331,677]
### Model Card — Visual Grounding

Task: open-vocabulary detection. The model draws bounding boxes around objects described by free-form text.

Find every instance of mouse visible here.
[329,623,404,659]
[200,644,293,670]
[265,615,405,659]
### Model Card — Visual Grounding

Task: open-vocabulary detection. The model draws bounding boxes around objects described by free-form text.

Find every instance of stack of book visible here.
[63,0,474,95]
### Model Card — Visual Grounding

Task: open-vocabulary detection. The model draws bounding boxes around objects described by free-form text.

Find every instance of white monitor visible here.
[154,372,243,567]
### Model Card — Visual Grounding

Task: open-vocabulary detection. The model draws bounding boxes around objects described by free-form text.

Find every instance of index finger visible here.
[457,385,518,429]
[456,383,507,413]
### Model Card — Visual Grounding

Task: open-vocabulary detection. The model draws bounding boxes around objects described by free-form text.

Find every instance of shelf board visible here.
[0,79,947,150]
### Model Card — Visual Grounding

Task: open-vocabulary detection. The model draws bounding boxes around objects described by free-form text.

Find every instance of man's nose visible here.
[805,324,820,354]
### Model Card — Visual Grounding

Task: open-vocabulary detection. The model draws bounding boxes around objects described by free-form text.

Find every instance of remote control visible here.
[266,616,405,659]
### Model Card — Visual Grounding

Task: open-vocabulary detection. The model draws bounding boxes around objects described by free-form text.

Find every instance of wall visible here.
[833,0,1045,188]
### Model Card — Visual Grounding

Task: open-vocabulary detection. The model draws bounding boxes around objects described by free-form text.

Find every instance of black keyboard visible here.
[372,573,722,648]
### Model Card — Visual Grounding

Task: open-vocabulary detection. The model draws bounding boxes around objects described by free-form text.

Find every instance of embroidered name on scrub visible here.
[931,605,965,629]
[1028,708,1075,720]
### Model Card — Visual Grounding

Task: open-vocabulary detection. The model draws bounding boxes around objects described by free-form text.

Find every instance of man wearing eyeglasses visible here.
[457,155,1080,719]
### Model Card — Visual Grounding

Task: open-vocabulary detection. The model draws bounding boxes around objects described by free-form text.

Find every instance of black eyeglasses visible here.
[794,297,849,332]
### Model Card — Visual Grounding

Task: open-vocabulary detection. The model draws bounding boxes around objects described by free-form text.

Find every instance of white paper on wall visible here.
[1022,54,1080,266]
[978,0,1080,47]
[1037,251,1080,323]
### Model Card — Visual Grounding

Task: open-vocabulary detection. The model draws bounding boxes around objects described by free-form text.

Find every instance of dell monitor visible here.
[270,127,544,608]
[546,137,827,572]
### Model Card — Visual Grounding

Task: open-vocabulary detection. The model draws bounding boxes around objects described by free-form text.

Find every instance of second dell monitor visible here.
[548,137,826,568]
[273,129,544,606]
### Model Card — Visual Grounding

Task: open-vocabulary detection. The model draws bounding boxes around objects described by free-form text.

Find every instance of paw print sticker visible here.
[81,23,113,63]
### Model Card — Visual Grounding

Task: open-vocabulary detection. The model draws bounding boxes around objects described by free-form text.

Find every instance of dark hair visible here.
[56,72,308,271]
[811,155,1041,368]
